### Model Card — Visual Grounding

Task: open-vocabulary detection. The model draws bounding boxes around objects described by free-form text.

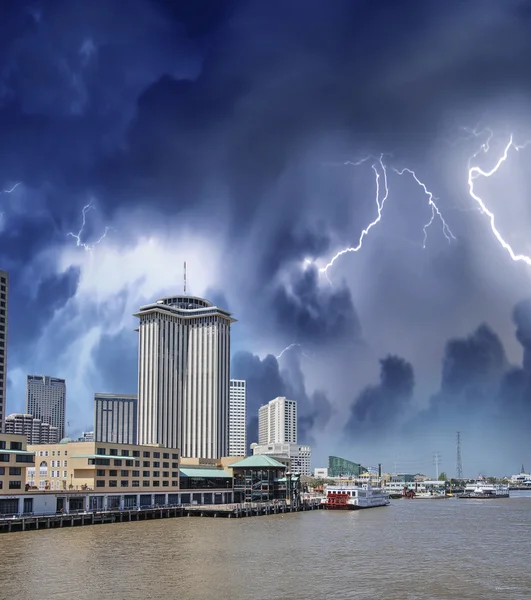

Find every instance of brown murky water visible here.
[1,493,530,600]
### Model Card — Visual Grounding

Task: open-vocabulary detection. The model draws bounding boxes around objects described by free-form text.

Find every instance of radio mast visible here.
[456,431,463,479]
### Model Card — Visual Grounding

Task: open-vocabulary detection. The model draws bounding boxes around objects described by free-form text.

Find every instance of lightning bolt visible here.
[319,154,456,276]
[393,168,456,248]
[67,202,113,251]
[0,182,22,225]
[1,183,21,194]
[319,154,389,274]
[467,131,531,266]
[276,343,302,360]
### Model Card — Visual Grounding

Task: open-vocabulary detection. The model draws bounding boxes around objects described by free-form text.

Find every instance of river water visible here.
[1,493,530,600]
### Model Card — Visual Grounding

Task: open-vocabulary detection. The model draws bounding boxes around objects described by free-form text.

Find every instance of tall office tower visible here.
[26,375,66,439]
[258,397,297,445]
[94,393,138,445]
[4,413,59,444]
[135,295,236,458]
[229,379,247,456]
[0,270,8,431]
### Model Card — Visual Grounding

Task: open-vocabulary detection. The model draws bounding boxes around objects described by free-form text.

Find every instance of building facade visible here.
[4,413,59,444]
[229,379,246,456]
[81,431,95,442]
[27,440,181,494]
[252,442,312,476]
[0,270,8,431]
[94,393,138,445]
[328,455,365,478]
[0,433,35,497]
[26,375,66,439]
[258,397,297,445]
[135,295,235,459]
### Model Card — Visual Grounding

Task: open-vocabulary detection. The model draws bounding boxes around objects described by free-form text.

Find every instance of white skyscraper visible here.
[26,375,66,439]
[258,396,297,445]
[135,295,235,459]
[0,270,8,431]
[229,379,247,456]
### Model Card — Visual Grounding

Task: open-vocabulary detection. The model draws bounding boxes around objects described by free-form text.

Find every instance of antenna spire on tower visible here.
[184,261,187,295]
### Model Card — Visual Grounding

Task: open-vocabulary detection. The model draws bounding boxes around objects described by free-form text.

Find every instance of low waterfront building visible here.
[0,433,35,512]
[27,439,181,495]
[251,442,311,476]
[230,454,301,504]
[4,413,59,444]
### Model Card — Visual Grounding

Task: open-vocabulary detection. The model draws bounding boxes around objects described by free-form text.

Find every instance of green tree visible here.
[438,472,448,481]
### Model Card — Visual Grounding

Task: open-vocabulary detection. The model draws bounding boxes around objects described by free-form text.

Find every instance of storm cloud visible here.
[2,0,531,473]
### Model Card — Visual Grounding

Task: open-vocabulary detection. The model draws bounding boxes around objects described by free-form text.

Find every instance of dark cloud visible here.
[345,355,414,436]
[231,348,332,448]
[440,324,508,400]
[91,329,138,395]
[2,0,531,470]
[270,267,361,346]
[8,266,79,359]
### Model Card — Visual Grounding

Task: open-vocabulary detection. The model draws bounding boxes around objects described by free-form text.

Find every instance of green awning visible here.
[0,449,35,456]
[180,468,231,479]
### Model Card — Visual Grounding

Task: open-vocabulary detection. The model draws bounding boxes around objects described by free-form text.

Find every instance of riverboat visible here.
[457,479,509,499]
[322,483,390,510]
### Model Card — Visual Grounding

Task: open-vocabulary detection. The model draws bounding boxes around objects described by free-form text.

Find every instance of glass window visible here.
[153,462,160,468]
[96,480,105,488]
[153,452,160,459]
[142,481,150,487]
[143,451,150,458]
[143,461,150,467]
[163,453,169,459]
[109,480,117,487]
[132,480,140,487]
[143,471,150,478]
[120,481,129,487]
[153,481,160,487]
[121,470,128,477]
[113,459,122,466]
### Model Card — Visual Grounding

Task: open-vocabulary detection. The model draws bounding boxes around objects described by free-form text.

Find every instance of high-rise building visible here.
[26,375,66,439]
[258,397,297,445]
[94,393,138,445]
[134,295,236,459]
[0,270,8,431]
[81,431,94,442]
[229,379,246,456]
[4,413,59,444]
[251,442,312,476]
[10,413,60,443]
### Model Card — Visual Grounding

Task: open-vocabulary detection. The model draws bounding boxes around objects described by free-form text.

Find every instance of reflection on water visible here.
[1,493,530,600]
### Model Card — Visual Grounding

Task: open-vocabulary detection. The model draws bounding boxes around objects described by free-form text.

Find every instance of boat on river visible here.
[457,479,509,499]
[322,483,390,510]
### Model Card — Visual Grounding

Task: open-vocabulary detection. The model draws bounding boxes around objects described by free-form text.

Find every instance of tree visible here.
[438,472,448,481]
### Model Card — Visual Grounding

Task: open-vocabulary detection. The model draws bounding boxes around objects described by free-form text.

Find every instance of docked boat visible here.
[457,479,509,499]
[322,483,390,510]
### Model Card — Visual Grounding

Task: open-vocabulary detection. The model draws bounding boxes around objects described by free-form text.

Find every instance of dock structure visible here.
[0,499,323,534]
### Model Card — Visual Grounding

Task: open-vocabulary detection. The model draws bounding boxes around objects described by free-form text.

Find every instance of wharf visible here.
[0,499,323,534]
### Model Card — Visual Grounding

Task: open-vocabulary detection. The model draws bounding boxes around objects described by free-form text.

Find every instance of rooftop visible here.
[229,455,287,469]
[134,295,236,322]
[180,467,231,479]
